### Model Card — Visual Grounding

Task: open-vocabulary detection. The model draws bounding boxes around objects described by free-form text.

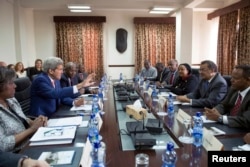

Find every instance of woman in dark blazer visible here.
[169,63,198,95]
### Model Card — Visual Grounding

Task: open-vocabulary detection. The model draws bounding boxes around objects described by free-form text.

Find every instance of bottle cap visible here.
[167,142,174,150]
[196,112,201,117]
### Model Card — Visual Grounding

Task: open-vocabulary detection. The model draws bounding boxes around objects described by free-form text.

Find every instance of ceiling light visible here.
[149,11,170,14]
[70,9,92,13]
[68,5,91,9]
[152,7,174,11]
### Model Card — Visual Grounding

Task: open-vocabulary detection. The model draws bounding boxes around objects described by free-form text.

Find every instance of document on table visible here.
[29,126,77,146]
[70,104,92,111]
[47,116,83,127]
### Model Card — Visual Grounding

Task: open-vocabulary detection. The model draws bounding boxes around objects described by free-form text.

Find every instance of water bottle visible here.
[119,73,123,83]
[192,112,203,147]
[91,141,106,167]
[92,102,99,114]
[88,113,99,143]
[162,142,177,167]
[151,86,158,110]
[167,94,174,115]
[93,94,99,104]
[98,87,104,103]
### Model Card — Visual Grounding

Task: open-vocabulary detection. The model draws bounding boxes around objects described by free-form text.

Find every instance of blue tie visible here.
[204,81,209,91]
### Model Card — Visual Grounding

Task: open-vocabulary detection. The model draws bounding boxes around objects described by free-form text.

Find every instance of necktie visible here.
[230,94,242,116]
[204,81,209,91]
[68,78,72,86]
[169,73,174,85]
[51,80,55,88]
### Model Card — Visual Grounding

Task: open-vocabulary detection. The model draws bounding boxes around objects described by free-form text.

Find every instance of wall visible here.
[0,1,220,79]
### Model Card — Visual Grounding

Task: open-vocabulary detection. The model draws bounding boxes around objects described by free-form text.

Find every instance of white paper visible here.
[38,150,75,165]
[47,116,83,127]
[80,121,89,127]
[201,115,217,123]
[70,104,92,111]
[238,144,250,151]
[209,127,226,136]
[30,139,72,146]
[30,126,77,142]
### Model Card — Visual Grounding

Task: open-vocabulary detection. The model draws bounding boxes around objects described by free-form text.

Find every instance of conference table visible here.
[21,82,248,167]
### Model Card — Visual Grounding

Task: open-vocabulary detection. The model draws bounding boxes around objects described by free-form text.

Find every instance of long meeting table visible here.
[20,83,249,167]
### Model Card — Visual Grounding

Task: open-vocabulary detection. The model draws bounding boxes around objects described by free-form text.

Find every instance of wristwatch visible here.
[217,116,223,124]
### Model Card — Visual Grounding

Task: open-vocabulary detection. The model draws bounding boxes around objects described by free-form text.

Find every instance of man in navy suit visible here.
[30,57,95,117]
[205,65,250,129]
[60,62,85,106]
[177,60,227,108]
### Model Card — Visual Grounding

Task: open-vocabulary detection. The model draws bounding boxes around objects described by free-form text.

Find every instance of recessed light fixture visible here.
[70,9,92,13]
[68,5,91,12]
[149,6,174,14]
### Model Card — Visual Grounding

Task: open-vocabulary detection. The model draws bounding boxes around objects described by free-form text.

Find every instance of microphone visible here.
[139,111,145,130]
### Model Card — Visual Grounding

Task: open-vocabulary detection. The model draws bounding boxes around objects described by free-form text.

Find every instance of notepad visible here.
[47,116,83,127]
[30,126,77,146]
[38,150,75,165]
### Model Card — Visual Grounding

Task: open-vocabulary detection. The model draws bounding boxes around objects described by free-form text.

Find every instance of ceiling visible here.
[18,0,241,14]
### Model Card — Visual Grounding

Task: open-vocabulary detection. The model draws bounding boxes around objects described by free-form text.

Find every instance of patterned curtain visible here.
[238,6,250,65]
[55,22,104,80]
[217,11,238,75]
[134,23,176,74]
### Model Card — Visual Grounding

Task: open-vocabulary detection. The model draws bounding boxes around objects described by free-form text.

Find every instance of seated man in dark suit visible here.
[154,62,169,87]
[60,62,85,107]
[205,65,250,129]
[0,150,49,167]
[162,59,179,87]
[29,57,95,117]
[177,60,227,108]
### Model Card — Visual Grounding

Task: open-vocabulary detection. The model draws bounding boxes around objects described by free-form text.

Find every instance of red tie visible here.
[231,94,242,116]
[169,73,174,84]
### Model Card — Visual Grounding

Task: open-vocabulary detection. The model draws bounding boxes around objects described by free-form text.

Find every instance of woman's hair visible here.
[0,67,16,92]
[14,62,25,73]
[179,63,192,75]
[43,57,63,73]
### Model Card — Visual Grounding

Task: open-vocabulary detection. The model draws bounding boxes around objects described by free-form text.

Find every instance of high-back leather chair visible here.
[14,77,31,115]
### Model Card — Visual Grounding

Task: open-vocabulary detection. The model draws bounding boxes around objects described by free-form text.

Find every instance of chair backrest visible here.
[192,68,200,81]
[14,77,31,115]
[223,75,231,87]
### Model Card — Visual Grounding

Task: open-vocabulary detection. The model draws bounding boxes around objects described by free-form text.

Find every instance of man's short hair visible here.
[201,60,218,72]
[235,65,250,80]
[155,62,164,68]
[43,57,63,73]
[65,62,76,71]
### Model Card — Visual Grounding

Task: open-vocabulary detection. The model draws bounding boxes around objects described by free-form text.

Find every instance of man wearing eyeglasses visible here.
[177,60,228,108]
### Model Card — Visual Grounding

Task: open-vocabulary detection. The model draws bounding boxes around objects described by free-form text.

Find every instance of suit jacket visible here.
[215,88,250,129]
[164,70,179,86]
[186,73,228,108]
[0,150,23,167]
[60,73,81,106]
[154,67,169,83]
[29,72,76,117]
[169,74,198,95]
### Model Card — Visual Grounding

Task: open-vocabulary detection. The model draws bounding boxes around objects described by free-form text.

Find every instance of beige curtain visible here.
[134,23,176,74]
[55,22,104,80]
[238,6,250,65]
[217,11,238,75]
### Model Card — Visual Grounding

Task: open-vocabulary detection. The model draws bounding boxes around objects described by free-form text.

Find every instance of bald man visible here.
[0,61,7,67]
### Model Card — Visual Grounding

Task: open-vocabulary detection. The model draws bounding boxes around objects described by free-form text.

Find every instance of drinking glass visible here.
[135,153,149,167]
[178,119,193,144]
[157,98,167,116]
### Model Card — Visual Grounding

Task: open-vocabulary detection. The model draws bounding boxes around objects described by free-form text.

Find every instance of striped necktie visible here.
[230,94,242,116]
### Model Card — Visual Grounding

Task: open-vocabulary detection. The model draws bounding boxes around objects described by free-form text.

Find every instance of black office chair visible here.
[192,68,200,81]
[14,77,31,116]
[223,75,231,87]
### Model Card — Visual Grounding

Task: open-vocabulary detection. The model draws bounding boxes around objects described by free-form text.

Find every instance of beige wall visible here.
[0,1,219,79]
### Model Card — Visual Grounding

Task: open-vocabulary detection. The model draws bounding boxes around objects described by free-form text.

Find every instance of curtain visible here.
[238,6,250,65]
[134,23,176,74]
[217,11,238,75]
[55,22,104,80]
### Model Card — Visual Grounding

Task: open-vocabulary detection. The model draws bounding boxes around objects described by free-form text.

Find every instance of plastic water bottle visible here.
[162,142,177,167]
[88,113,99,143]
[192,112,203,147]
[91,141,106,167]
[119,73,123,83]
[167,94,174,115]
[98,87,104,103]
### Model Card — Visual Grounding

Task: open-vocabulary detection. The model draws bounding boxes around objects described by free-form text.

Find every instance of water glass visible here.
[135,153,149,167]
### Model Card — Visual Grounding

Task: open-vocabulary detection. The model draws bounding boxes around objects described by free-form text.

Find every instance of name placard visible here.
[176,109,191,123]
[80,139,92,167]
[203,127,223,151]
